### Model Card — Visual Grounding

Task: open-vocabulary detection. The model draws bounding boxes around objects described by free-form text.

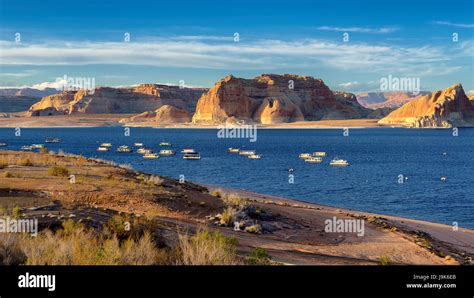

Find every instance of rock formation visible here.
[26,84,206,116]
[192,74,371,124]
[120,105,191,124]
[378,84,474,128]
[357,91,431,109]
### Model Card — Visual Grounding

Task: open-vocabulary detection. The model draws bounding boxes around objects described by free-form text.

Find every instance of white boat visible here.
[0,142,7,147]
[137,148,153,154]
[143,153,160,159]
[97,146,109,152]
[183,152,201,160]
[21,145,33,151]
[305,157,322,163]
[299,153,312,159]
[330,159,350,166]
[45,138,61,143]
[248,154,262,159]
[227,148,240,153]
[31,144,44,149]
[159,149,175,156]
[117,145,132,153]
[134,143,144,147]
[100,143,112,147]
[312,152,326,157]
[239,150,256,156]
[159,142,172,146]
[181,148,196,154]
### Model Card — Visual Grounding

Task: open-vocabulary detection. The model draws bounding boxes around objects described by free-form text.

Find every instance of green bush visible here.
[3,171,13,178]
[379,255,391,265]
[12,206,21,218]
[48,166,69,177]
[247,247,272,265]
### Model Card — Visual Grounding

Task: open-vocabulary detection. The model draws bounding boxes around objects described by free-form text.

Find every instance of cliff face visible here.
[357,92,431,109]
[378,84,474,128]
[26,84,206,116]
[192,74,370,124]
[120,105,191,124]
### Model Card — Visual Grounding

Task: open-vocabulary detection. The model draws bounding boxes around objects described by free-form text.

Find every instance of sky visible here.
[0,0,473,94]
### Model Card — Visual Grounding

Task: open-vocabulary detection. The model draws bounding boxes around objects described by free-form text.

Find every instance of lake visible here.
[1,127,473,229]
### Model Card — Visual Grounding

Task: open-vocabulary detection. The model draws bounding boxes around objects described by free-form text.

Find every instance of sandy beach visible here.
[0,114,387,129]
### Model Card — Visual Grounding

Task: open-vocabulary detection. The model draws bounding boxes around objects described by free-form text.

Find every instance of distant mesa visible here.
[357,91,431,109]
[120,105,191,124]
[0,87,58,98]
[378,84,474,128]
[26,84,206,116]
[192,74,371,124]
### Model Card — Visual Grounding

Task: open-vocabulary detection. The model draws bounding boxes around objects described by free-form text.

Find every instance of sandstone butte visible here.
[191,74,372,124]
[378,83,474,128]
[26,84,206,116]
[120,104,191,124]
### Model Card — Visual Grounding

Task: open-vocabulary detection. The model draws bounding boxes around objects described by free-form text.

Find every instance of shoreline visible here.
[1,150,473,265]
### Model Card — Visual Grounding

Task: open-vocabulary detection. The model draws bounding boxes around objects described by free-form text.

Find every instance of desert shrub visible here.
[245,224,262,234]
[0,234,27,265]
[222,192,248,209]
[20,159,33,166]
[379,255,391,265]
[178,229,240,265]
[48,166,69,177]
[247,247,272,265]
[11,206,21,218]
[210,188,222,197]
[2,171,13,178]
[145,175,164,186]
[11,220,165,265]
[220,207,237,226]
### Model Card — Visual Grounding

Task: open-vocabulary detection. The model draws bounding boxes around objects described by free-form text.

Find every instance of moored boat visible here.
[239,150,256,156]
[96,146,109,152]
[312,151,326,157]
[330,158,350,166]
[117,145,132,153]
[305,157,322,163]
[137,148,153,154]
[299,153,312,159]
[159,142,172,146]
[100,143,112,147]
[227,148,240,153]
[159,149,175,156]
[0,142,7,147]
[31,144,44,149]
[181,148,196,154]
[183,152,201,160]
[143,153,160,159]
[248,154,262,159]
[134,143,144,147]
[21,145,33,151]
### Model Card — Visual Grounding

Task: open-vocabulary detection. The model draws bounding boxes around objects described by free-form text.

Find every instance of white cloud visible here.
[338,81,359,88]
[31,80,66,90]
[316,26,399,33]
[0,37,467,77]
[434,21,474,28]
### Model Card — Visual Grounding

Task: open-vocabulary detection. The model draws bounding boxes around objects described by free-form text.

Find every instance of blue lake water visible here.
[1,127,473,229]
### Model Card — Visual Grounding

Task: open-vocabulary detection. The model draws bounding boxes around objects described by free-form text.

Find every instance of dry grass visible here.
[220,207,237,226]
[0,220,167,265]
[178,228,241,265]
[221,192,249,209]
